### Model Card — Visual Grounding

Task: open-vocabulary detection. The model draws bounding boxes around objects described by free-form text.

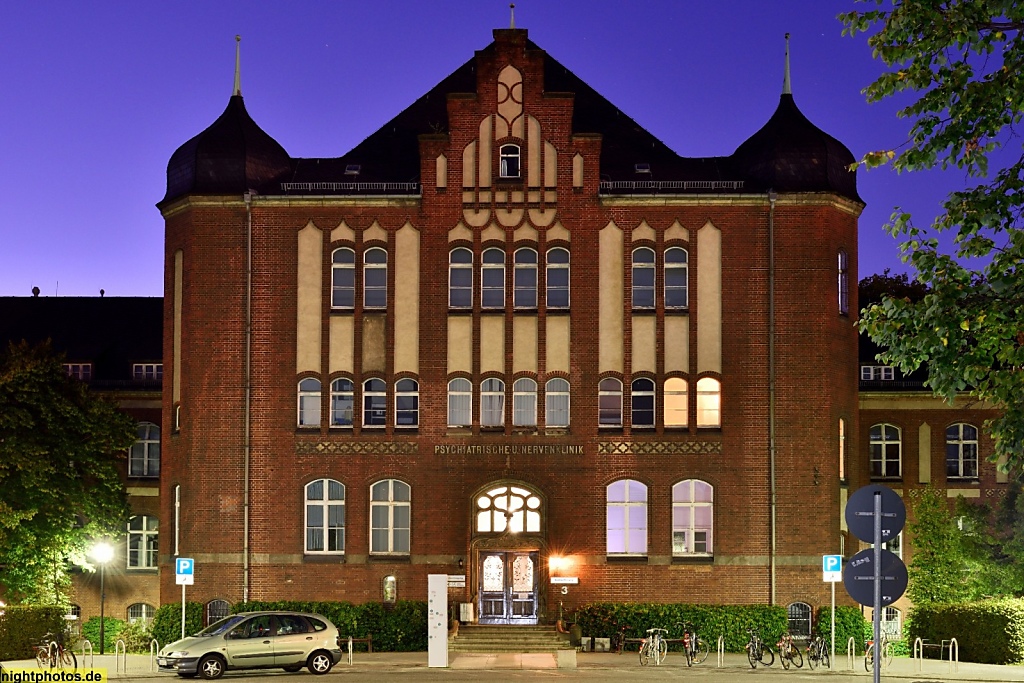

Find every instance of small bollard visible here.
[347,635,353,665]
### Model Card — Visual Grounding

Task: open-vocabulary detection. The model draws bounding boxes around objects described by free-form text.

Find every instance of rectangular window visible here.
[133,363,163,380]
[63,363,92,381]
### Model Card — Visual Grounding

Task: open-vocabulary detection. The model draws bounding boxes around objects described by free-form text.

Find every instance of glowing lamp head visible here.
[91,541,114,565]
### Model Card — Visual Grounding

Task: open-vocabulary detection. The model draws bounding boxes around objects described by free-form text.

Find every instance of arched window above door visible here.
[475,484,542,534]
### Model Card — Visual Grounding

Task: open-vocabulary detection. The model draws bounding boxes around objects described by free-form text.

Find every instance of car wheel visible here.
[308,651,333,675]
[198,655,225,680]
[283,666,303,673]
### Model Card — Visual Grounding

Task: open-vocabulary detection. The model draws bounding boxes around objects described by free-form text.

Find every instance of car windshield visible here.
[196,615,247,636]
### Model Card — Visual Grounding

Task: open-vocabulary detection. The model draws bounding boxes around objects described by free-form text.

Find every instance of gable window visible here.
[664,378,688,428]
[514,248,538,308]
[695,377,721,428]
[129,422,160,477]
[370,479,410,555]
[133,363,163,380]
[448,378,472,427]
[363,247,387,309]
[664,247,688,308]
[512,378,537,427]
[127,603,155,624]
[330,378,354,427]
[363,378,386,427]
[545,378,570,427]
[499,143,521,179]
[482,248,505,309]
[395,378,419,428]
[869,423,902,478]
[632,247,656,308]
[475,484,542,533]
[607,479,647,555]
[631,378,655,428]
[481,378,505,427]
[331,248,355,309]
[947,423,979,479]
[63,363,92,381]
[449,248,473,308]
[672,479,713,555]
[599,378,623,427]
[297,378,321,427]
[546,248,570,308]
[838,249,849,315]
[127,515,158,568]
[305,478,345,554]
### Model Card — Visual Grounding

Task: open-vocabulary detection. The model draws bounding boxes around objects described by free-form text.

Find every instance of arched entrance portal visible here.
[471,482,545,625]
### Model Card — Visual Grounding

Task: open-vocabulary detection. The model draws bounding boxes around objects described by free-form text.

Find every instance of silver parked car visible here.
[157,611,343,679]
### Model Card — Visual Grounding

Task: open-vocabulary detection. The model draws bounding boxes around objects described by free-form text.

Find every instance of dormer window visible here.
[499,144,521,179]
[345,164,361,176]
[634,163,651,174]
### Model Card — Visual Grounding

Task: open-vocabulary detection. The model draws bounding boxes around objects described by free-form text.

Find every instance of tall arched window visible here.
[499,143,521,178]
[370,479,411,555]
[129,422,160,477]
[512,378,537,426]
[607,480,647,555]
[545,378,570,427]
[546,247,570,309]
[449,248,473,308]
[838,249,849,315]
[305,478,345,554]
[839,418,847,480]
[475,484,542,533]
[869,423,902,478]
[363,247,387,309]
[331,248,355,309]
[481,378,505,427]
[448,378,472,427]
[631,378,655,428]
[514,248,538,308]
[672,480,713,555]
[395,379,419,428]
[664,247,688,308]
[297,378,321,427]
[482,248,505,309]
[330,378,354,427]
[632,247,656,308]
[363,378,386,427]
[946,423,979,479]
[695,378,721,428]
[664,378,688,428]
[599,378,623,427]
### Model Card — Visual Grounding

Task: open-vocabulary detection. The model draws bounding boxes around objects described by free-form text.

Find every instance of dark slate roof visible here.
[859,331,928,391]
[0,297,163,388]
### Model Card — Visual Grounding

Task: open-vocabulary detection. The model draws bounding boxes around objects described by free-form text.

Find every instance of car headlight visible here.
[166,651,190,657]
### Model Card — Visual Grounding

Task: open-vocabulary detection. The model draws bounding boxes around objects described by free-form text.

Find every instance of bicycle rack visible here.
[81,640,94,669]
[114,639,126,673]
[150,639,160,672]
[717,635,725,667]
[913,637,924,671]
[347,636,354,666]
[846,636,857,669]
[948,637,959,673]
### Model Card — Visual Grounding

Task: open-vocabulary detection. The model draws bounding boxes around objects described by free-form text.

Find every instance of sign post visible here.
[822,554,842,662]
[175,558,195,641]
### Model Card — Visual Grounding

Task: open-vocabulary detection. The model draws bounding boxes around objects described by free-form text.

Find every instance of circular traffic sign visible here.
[842,548,908,607]
[845,485,906,544]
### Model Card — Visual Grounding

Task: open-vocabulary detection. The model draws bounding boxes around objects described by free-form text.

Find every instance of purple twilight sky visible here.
[0,0,970,297]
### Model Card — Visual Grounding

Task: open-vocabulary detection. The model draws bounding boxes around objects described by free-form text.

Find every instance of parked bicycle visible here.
[35,632,76,671]
[864,636,893,671]
[745,627,774,668]
[677,621,709,667]
[806,634,831,670]
[639,627,668,666]
[776,631,803,669]
[611,622,631,654]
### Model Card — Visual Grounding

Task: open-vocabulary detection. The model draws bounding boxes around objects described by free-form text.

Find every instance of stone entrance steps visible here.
[449,624,570,653]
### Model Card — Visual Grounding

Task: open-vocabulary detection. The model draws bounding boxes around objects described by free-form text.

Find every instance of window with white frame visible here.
[449,248,473,308]
[363,378,386,427]
[63,363,92,381]
[664,378,688,428]
[787,602,812,638]
[838,249,849,315]
[331,248,355,309]
[127,515,158,568]
[881,607,902,639]
[206,599,230,626]
[607,479,647,555]
[545,378,570,427]
[861,365,895,381]
[631,378,655,428]
[632,247,656,308]
[695,377,721,428]
[133,363,163,380]
[481,378,505,427]
[882,530,902,559]
[363,247,387,309]
[127,603,155,623]
[330,378,354,427]
[598,378,623,427]
[514,248,538,308]
[482,248,505,308]
[395,378,419,428]
[129,422,160,477]
[297,378,321,427]
[512,378,537,426]
[672,479,713,555]
[869,423,902,478]
[946,423,979,479]
[448,378,472,427]
[305,479,345,554]
[664,247,688,308]
[370,480,410,555]
[499,143,521,178]
[546,247,569,308]
[475,484,542,533]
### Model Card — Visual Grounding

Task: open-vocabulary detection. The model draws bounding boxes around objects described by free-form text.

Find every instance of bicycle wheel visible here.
[882,642,893,668]
[36,649,49,670]
[864,644,874,672]
[639,641,649,666]
[791,646,803,668]
[656,637,667,664]
[807,643,819,670]
[693,638,709,664]
[760,644,775,667]
[822,648,831,669]
[781,647,791,670]
[747,644,758,669]
[60,648,77,671]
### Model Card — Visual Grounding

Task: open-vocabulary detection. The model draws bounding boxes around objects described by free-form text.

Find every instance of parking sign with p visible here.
[175,557,195,585]
[822,554,842,582]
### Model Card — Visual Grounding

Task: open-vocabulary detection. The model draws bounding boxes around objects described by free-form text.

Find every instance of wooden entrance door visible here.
[478,551,537,624]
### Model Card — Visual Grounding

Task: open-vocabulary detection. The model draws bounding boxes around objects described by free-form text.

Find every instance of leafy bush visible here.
[81,617,124,654]
[118,619,155,653]
[814,606,869,653]
[909,598,1024,664]
[0,605,65,660]
[150,602,204,649]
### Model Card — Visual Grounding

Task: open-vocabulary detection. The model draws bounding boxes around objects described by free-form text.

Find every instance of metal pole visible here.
[181,584,187,641]
[873,492,881,683]
[99,565,106,655]
[831,580,836,664]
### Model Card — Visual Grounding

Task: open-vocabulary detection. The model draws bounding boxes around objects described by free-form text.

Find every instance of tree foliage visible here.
[842,1,1024,469]
[908,487,973,605]
[0,340,134,603]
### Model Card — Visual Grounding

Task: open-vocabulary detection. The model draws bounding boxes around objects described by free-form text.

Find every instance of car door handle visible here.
[306,637,313,641]
[262,640,271,644]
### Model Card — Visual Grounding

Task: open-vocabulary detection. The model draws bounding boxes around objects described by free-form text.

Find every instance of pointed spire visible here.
[510,3,516,29]
[782,32,791,95]
[233,35,242,97]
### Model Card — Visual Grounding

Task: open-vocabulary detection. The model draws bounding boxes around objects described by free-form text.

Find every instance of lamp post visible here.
[91,542,114,655]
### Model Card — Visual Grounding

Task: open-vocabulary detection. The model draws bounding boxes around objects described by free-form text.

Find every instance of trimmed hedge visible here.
[814,606,869,653]
[573,602,787,652]
[909,599,1024,665]
[81,617,124,654]
[0,605,65,660]
[150,601,205,650]
[236,601,427,651]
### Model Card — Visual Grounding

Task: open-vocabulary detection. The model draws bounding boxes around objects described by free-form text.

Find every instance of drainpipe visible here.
[243,191,253,602]
[768,189,778,605]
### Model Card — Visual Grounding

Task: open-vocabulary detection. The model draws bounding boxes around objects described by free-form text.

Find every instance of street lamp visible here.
[90,542,114,655]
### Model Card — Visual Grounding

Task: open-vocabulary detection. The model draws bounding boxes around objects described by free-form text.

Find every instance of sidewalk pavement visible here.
[4,651,1024,681]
